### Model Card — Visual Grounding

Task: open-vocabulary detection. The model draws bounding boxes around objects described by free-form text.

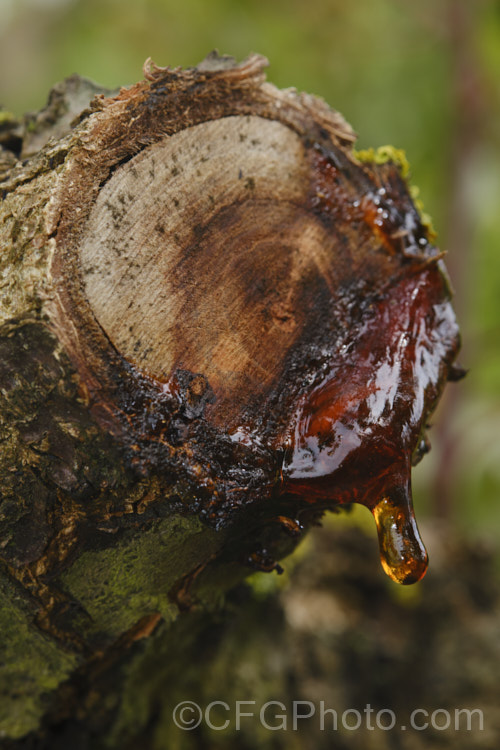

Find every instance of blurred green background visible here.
[1,2,500,747]
[0,0,499,544]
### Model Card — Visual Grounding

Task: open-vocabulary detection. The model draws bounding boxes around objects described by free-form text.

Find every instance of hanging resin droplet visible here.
[372,485,428,585]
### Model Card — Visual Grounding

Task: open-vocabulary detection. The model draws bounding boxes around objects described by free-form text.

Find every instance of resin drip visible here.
[373,490,428,585]
[281,266,460,584]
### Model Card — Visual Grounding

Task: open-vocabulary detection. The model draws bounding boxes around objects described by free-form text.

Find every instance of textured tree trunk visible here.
[0,53,460,745]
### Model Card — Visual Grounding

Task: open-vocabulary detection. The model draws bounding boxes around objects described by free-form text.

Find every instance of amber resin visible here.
[281,266,459,584]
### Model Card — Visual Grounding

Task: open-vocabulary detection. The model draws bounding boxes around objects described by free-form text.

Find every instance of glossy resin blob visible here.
[282,266,459,584]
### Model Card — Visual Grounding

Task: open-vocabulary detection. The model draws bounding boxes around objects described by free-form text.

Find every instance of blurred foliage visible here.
[1,0,499,541]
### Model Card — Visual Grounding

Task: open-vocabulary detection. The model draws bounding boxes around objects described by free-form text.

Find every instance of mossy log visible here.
[0,53,460,743]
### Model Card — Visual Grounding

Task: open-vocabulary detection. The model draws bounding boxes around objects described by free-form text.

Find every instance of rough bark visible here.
[0,52,460,743]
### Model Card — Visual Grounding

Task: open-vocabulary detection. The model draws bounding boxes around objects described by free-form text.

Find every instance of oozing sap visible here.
[281,267,459,584]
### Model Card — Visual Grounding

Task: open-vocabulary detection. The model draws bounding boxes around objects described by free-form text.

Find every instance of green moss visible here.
[110,583,290,749]
[0,110,17,127]
[354,144,411,179]
[61,515,226,639]
[409,183,437,240]
[108,540,308,746]
[0,573,77,738]
[354,144,436,239]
